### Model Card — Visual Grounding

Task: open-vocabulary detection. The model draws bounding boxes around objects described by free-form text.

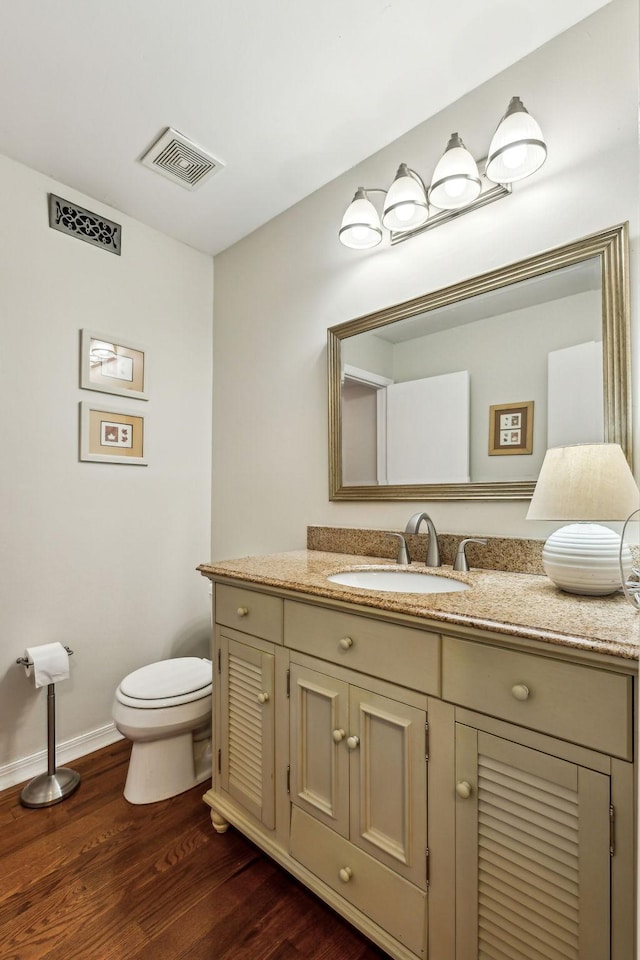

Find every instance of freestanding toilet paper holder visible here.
[16,646,81,808]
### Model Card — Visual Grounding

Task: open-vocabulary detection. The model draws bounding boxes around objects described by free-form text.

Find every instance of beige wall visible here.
[0,156,213,778]
[212,0,639,560]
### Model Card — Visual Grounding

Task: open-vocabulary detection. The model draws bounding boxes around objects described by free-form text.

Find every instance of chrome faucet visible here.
[404,512,441,567]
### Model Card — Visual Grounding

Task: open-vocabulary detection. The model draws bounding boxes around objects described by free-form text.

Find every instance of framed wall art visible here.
[79,401,147,465]
[80,329,147,400]
[489,401,534,456]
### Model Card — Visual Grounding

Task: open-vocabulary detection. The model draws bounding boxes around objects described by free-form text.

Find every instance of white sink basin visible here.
[327,569,470,594]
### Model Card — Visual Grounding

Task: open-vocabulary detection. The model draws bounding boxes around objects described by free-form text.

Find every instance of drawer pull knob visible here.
[346,735,360,750]
[257,692,270,704]
[339,867,353,883]
[511,683,530,701]
[237,606,249,617]
[332,728,346,743]
[338,636,353,650]
[456,780,472,799]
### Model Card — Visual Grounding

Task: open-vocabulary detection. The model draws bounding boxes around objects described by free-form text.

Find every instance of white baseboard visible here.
[0,722,125,792]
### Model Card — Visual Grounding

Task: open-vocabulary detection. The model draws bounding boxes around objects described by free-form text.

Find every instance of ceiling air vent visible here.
[140,128,224,190]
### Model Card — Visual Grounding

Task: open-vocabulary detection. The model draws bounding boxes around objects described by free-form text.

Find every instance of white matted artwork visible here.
[80,329,148,400]
[79,401,147,465]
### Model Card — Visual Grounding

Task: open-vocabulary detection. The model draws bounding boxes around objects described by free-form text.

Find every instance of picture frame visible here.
[80,329,148,400]
[489,401,534,456]
[79,401,147,465]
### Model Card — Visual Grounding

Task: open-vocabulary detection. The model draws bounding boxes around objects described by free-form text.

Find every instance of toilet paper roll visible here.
[24,642,70,688]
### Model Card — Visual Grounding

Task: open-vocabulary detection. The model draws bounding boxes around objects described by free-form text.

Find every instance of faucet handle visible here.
[387,532,410,565]
[453,538,488,572]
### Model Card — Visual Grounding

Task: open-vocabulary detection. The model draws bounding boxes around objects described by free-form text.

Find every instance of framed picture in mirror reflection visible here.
[489,401,534,456]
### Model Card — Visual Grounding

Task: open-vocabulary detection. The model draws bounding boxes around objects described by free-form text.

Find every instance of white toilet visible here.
[112,657,213,805]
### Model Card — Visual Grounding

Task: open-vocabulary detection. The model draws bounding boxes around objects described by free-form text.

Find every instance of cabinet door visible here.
[349,685,428,889]
[289,662,350,838]
[220,633,275,829]
[455,723,611,960]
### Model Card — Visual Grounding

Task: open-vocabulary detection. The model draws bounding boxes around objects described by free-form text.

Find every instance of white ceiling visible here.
[0,0,610,256]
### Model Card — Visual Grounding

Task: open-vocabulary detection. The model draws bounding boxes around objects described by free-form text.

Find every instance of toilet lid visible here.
[120,658,212,700]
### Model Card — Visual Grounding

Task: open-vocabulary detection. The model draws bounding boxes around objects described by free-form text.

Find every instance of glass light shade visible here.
[89,340,116,363]
[382,164,429,231]
[429,133,481,210]
[486,96,547,183]
[338,189,382,249]
[527,443,640,596]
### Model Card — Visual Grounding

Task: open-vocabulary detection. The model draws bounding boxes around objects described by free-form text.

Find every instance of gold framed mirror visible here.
[328,223,631,501]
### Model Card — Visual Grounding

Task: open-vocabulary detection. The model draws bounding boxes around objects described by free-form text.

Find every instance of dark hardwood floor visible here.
[0,741,388,960]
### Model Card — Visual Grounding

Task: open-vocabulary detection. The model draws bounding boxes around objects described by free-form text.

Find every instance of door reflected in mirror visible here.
[328,224,631,501]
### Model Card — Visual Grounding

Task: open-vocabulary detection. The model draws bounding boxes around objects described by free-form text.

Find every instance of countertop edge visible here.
[197,551,640,664]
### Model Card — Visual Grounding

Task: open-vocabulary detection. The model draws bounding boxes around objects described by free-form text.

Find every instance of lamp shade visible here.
[338,188,382,249]
[486,96,547,184]
[527,444,639,521]
[382,164,429,232]
[428,133,481,210]
[527,444,639,596]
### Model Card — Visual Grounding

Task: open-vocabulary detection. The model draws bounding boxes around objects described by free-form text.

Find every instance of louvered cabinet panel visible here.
[220,634,275,829]
[289,663,350,837]
[455,725,610,960]
[349,685,427,889]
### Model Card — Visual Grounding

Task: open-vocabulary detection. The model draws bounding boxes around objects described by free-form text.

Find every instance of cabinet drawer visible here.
[284,600,440,695]
[290,806,426,957]
[215,583,283,643]
[442,636,632,759]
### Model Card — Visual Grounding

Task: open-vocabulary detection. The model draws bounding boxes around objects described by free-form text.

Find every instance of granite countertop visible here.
[198,550,640,661]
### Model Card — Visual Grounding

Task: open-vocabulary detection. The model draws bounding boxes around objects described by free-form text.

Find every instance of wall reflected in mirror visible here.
[328,224,631,501]
[341,259,602,486]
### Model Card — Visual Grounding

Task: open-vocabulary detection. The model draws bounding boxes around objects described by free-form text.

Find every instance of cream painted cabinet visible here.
[209,583,288,840]
[289,660,428,887]
[454,723,611,960]
[218,631,276,829]
[201,578,636,960]
[442,635,636,960]
[288,659,428,956]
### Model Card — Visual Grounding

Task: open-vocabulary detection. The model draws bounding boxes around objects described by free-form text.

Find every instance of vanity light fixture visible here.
[338,96,546,250]
[526,443,640,596]
[428,133,481,210]
[485,96,547,184]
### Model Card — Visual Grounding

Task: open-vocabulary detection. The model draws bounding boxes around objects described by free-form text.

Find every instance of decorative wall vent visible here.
[48,195,121,256]
[140,127,224,190]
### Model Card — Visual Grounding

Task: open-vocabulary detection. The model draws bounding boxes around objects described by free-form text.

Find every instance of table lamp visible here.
[526,443,640,596]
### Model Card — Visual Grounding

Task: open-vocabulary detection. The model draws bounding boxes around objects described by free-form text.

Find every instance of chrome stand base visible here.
[20,767,81,808]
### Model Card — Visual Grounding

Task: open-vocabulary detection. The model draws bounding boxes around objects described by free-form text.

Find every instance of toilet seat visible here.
[116,657,212,709]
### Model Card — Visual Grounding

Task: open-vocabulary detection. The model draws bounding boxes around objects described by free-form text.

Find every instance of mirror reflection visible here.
[342,260,602,486]
[328,224,631,501]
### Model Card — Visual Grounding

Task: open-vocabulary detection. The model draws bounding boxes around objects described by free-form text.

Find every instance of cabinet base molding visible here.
[203,789,424,960]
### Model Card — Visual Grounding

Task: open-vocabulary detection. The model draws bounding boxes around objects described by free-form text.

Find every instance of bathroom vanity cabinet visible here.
[202,572,637,960]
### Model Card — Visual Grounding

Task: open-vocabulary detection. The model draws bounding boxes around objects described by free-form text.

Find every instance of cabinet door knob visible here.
[338,636,353,650]
[257,692,270,704]
[339,866,353,883]
[456,780,472,799]
[511,683,530,701]
[346,735,360,750]
[237,606,249,617]
[332,728,346,743]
